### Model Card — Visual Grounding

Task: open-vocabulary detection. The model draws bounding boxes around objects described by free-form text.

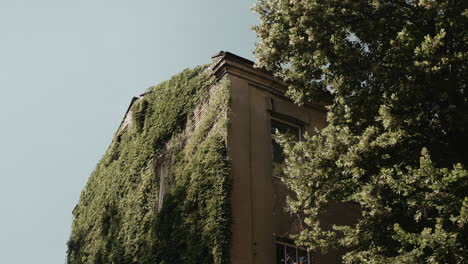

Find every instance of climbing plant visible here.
[67,65,232,264]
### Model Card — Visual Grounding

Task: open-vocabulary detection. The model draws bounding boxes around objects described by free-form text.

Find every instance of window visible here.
[276,240,312,264]
[157,163,165,212]
[271,118,302,163]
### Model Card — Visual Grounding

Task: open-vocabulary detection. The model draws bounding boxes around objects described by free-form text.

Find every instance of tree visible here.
[253,0,468,263]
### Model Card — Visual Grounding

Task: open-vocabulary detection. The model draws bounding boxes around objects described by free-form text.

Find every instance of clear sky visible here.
[0,1,257,263]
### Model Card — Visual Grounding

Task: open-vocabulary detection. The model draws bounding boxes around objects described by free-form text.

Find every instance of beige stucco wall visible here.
[222,54,330,264]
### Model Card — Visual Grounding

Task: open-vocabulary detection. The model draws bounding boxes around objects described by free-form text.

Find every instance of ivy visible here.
[67,66,231,264]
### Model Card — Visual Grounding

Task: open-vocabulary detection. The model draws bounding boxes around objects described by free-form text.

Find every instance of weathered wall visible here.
[221,53,328,264]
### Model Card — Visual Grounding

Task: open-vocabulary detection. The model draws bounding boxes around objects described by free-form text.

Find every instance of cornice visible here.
[210,51,328,112]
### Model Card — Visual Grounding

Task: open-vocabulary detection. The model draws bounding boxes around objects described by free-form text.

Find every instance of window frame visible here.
[271,117,303,142]
[270,117,303,178]
[275,237,312,264]
[156,161,168,213]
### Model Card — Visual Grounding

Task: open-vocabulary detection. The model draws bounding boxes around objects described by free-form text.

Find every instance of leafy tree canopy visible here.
[253,0,468,263]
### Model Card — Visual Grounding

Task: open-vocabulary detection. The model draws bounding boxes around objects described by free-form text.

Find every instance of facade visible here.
[69,51,341,264]
[213,52,331,264]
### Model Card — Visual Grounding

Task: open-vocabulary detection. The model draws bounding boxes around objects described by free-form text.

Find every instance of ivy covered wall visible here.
[67,65,232,264]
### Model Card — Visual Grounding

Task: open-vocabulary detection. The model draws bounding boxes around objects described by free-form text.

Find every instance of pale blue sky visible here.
[0,1,257,263]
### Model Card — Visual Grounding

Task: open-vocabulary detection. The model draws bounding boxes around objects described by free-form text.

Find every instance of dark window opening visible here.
[271,119,301,163]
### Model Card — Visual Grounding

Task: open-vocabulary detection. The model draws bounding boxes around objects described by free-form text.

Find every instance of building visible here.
[212,52,329,264]
[68,52,339,264]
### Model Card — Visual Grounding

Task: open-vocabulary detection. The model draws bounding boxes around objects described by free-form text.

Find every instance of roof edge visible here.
[210,50,287,89]
[211,51,255,66]
[210,51,331,111]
